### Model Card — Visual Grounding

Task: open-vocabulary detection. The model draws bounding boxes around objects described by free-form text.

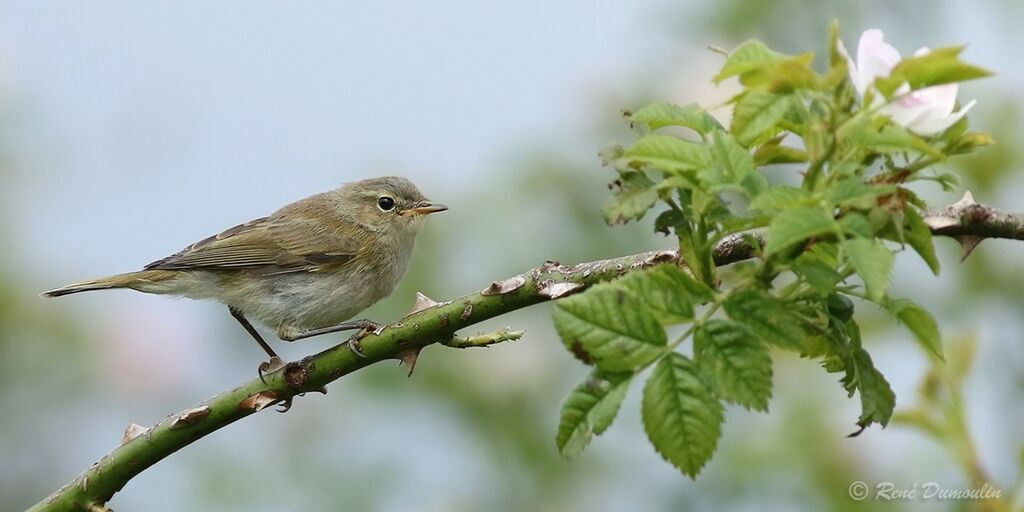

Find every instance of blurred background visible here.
[2,1,1022,511]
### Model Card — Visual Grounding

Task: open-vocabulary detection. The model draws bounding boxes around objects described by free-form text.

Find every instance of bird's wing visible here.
[144,214,359,274]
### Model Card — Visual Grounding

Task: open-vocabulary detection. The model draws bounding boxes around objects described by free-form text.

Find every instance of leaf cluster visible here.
[554,22,989,478]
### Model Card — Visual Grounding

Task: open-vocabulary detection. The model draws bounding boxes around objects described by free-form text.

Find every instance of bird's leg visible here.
[277,319,384,358]
[229,307,283,382]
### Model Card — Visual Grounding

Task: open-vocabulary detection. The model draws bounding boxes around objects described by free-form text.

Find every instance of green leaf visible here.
[553,283,668,373]
[844,119,940,156]
[839,212,874,238]
[630,102,722,134]
[803,117,830,164]
[741,54,819,91]
[642,353,724,478]
[947,132,995,156]
[903,207,940,275]
[826,178,894,209]
[753,143,808,165]
[749,186,811,213]
[843,238,894,302]
[724,289,807,352]
[792,249,842,294]
[556,372,633,457]
[886,299,943,360]
[708,131,767,197]
[621,134,713,174]
[731,92,792,145]
[763,207,837,256]
[694,320,773,411]
[714,39,787,83]
[602,171,658,225]
[841,346,896,428]
[654,209,686,235]
[875,46,992,96]
[615,264,700,324]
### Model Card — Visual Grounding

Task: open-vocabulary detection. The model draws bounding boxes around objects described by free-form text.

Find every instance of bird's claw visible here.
[345,322,383,358]
[275,397,294,413]
[346,336,367,358]
[258,356,285,384]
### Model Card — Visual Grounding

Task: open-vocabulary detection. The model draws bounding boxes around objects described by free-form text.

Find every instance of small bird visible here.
[44,176,446,368]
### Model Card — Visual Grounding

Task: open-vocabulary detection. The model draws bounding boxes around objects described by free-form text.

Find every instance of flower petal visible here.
[884,99,932,129]
[908,99,977,136]
[836,38,864,96]
[857,29,902,90]
[913,83,959,118]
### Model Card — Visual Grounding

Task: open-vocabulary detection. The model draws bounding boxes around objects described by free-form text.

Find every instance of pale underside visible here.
[136,204,412,338]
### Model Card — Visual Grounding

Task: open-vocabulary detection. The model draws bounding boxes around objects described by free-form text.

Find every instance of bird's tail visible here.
[42,270,178,297]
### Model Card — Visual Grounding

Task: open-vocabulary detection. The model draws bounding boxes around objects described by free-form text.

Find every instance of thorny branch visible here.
[29,193,1024,512]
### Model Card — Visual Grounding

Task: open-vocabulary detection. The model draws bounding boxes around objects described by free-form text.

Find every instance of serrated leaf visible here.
[602,171,658,225]
[621,134,713,174]
[732,92,792,145]
[615,264,699,324]
[708,131,767,197]
[792,250,842,294]
[714,39,787,83]
[694,320,773,411]
[763,207,837,256]
[843,238,894,302]
[839,212,874,238]
[886,299,943,360]
[749,186,811,213]
[845,120,940,157]
[630,102,722,134]
[826,178,894,209]
[553,283,667,373]
[875,46,992,97]
[748,54,819,92]
[903,207,940,275]
[753,143,808,165]
[556,372,633,457]
[642,353,724,478]
[654,209,686,235]
[723,289,807,352]
[841,346,896,428]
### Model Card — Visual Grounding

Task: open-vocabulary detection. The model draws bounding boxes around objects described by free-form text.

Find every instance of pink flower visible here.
[839,29,977,136]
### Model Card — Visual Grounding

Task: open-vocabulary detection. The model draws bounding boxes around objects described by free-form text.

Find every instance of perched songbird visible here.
[44,176,446,367]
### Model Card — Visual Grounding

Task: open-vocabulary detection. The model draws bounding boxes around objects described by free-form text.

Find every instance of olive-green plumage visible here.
[44,176,446,351]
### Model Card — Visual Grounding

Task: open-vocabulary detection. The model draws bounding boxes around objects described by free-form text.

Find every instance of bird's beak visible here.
[400,201,448,217]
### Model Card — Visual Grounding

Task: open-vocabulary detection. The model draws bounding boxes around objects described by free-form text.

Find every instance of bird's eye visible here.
[377,196,396,211]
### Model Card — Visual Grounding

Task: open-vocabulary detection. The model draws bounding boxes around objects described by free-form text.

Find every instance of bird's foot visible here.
[275,397,294,413]
[258,356,286,384]
[346,336,367,358]
[345,322,383,358]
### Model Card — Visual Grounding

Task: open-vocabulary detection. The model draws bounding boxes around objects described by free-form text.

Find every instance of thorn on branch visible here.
[953,190,978,209]
[443,328,524,349]
[396,348,422,377]
[538,281,583,299]
[481,276,526,296]
[409,292,446,316]
[956,235,983,261]
[121,423,151,446]
[238,390,280,413]
[169,406,211,430]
